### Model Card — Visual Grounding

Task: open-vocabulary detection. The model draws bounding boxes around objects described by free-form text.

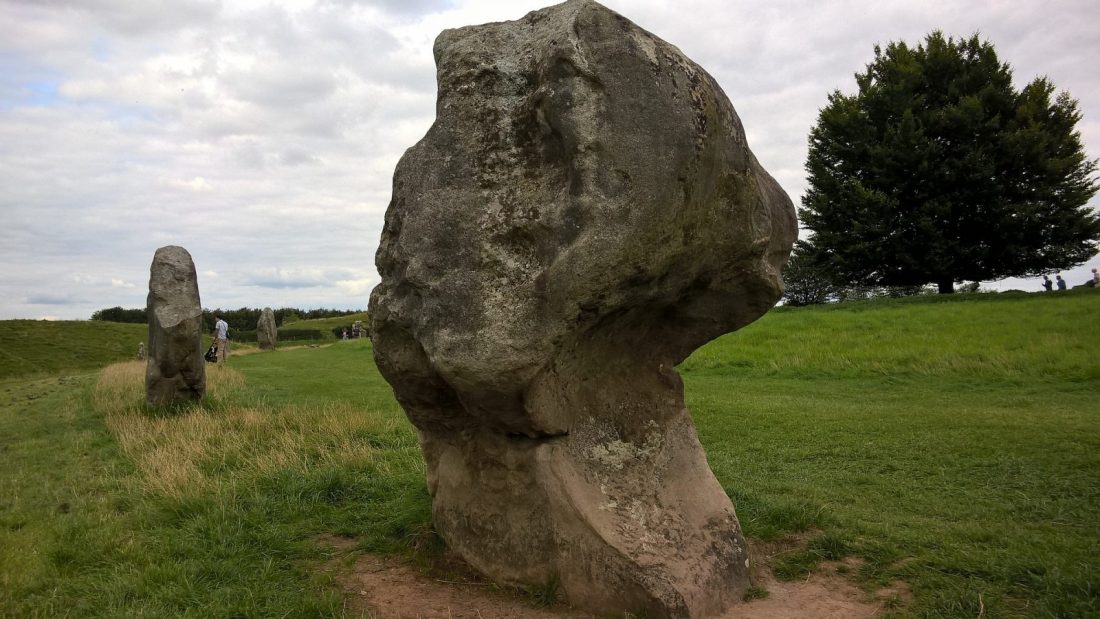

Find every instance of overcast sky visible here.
[2,0,1098,320]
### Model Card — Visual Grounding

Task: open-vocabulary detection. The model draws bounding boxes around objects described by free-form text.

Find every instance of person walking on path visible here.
[1042,275,1053,292]
[1056,274,1067,291]
[213,314,230,362]
[1091,268,1099,287]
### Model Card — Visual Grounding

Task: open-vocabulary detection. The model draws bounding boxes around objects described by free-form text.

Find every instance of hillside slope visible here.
[683,288,1100,382]
[278,311,370,340]
[0,320,146,379]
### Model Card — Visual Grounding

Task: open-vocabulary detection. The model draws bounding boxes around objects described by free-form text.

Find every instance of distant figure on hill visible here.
[1042,275,1053,292]
[213,314,229,362]
[1090,268,1099,287]
[1056,274,1067,291]
[342,328,349,340]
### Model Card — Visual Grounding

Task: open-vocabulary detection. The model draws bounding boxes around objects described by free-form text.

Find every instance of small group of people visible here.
[1041,274,1066,291]
[1042,268,1100,291]
[341,321,365,341]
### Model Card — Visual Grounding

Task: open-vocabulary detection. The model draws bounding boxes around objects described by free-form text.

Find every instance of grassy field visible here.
[0,319,145,380]
[280,312,371,341]
[683,290,1099,617]
[1,291,1098,617]
[0,311,377,376]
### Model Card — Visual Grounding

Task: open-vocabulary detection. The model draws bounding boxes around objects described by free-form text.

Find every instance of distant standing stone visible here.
[257,307,278,350]
[145,245,205,406]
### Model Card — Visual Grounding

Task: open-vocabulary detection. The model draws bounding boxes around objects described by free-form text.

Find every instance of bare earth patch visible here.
[337,553,588,619]
[737,563,900,619]
[320,536,909,618]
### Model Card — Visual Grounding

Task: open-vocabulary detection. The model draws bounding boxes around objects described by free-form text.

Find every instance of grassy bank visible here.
[280,312,371,341]
[1,291,1098,617]
[0,319,145,380]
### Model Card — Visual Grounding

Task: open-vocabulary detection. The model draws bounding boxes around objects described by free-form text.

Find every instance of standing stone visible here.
[257,307,278,350]
[369,1,797,617]
[145,245,205,407]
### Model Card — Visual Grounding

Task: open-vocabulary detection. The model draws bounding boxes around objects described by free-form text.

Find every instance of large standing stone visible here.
[369,1,797,616]
[257,307,278,350]
[145,245,205,407]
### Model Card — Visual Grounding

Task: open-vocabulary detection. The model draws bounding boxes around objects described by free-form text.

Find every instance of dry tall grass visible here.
[95,361,411,498]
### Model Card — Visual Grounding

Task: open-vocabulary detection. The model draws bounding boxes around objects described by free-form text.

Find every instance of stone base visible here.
[422,408,749,618]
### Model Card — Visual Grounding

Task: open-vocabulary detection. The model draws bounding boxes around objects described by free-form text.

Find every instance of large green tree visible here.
[799,32,1099,293]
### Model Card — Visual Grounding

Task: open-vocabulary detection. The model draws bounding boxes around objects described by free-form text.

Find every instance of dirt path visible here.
[322,537,909,618]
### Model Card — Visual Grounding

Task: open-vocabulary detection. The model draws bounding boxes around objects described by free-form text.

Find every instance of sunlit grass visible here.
[2,348,428,616]
[681,291,1099,382]
[94,360,418,499]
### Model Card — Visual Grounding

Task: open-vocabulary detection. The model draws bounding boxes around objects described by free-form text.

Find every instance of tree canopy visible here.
[799,32,1099,293]
[91,306,364,331]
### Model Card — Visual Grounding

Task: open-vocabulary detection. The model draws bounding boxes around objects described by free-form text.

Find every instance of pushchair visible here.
[204,341,219,363]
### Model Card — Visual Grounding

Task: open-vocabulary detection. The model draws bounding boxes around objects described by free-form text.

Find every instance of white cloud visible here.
[242,267,359,290]
[26,293,80,305]
[323,0,455,17]
[334,275,377,296]
[15,0,222,35]
[166,176,213,191]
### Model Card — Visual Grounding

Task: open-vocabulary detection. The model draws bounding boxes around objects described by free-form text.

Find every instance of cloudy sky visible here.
[2,0,1098,320]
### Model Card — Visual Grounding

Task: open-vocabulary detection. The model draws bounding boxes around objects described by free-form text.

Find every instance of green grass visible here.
[280,312,370,341]
[0,372,127,616]
[684,290,1100,617]
[683,289,1098,381]
[1,290,1098,617]
[228,340,399,414]
[1,344,425,617]
[0,320,145,380]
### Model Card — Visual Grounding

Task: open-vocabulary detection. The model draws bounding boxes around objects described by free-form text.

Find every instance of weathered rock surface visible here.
[145,245,205,407]
[369,1,797,616]
[257,307,278,350]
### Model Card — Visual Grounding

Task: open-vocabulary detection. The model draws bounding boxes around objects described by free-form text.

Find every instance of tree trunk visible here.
[938,280,955,294]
